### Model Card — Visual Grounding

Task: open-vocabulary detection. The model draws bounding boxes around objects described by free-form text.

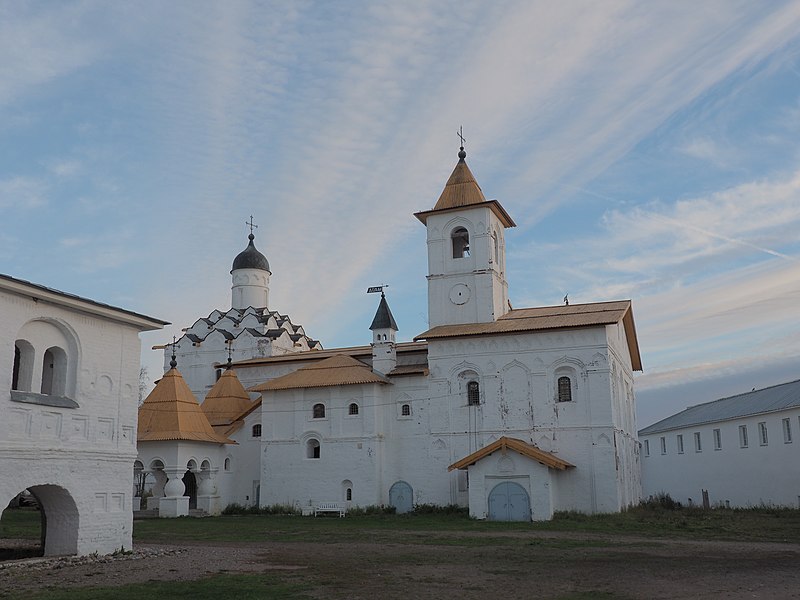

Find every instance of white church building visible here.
[0,274,166,555]
[139,146,643,521]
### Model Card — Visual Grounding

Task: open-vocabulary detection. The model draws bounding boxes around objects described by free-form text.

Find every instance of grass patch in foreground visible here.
[9,573,311,600]
[132,505,800,546]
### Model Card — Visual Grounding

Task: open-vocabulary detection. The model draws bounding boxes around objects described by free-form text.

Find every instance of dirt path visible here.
[1,532,799,599]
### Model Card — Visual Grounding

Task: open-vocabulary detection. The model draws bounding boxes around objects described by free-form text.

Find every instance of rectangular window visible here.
[660,436,667,454]
[676,434,684,454]
[644,439,650,456]
[758,422,768,446]
[713,428,722,450]
[739,425,748,448]
[783,418,792,443]
[694,432,702,452]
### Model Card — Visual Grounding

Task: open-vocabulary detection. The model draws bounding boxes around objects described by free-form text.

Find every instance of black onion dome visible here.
[231,234,271,273]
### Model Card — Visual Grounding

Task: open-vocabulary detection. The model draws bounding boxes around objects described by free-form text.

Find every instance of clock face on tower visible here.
[449,283,471,305]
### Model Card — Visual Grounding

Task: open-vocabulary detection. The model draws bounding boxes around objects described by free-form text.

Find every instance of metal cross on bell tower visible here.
[246,215,258,236]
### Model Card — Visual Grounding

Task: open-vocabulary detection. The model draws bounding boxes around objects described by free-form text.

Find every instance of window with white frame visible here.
[644,439,650,456]
[660,436,666,454]
[252,424,261,438]
[783,418,792,443]
[739,425,748,448]
[348,402,359,416]
[401,403,411,417]
[676,434,684,454]
[694,432,702,452]
[758,422,768,446]
[312,403,325,419]
[713,428,722,450]
[467,381,480,406]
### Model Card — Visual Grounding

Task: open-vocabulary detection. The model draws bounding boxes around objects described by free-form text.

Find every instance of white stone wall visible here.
[255,323,640,515]
[641,408,800,508]
[0,284,155,555]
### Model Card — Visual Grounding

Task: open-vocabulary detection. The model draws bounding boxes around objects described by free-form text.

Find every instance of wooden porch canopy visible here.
[448,436,575,471]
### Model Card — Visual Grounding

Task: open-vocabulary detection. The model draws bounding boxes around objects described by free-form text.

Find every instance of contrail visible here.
[559,182,797,262]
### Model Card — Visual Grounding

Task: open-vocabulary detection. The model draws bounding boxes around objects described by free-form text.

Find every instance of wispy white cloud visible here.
[0,176,48,209]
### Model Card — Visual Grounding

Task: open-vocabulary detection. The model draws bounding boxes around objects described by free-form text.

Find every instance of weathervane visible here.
[367,284,390,297]
[226,340,233,370]
[564,293,569,306]
[246,215,258,236]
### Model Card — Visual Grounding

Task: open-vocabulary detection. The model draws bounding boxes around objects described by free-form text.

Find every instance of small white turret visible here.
[370,292,398,376]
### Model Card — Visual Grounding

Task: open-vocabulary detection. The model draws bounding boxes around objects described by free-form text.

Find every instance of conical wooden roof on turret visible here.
[414,146,516,227]
[201,368,255,427]
[138,366,234,444]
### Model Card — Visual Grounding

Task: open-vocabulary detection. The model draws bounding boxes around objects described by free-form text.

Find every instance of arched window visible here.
[252,424,262,437]
[348,403,359,416]
[346,488,352,501]
[401,403,411,416]
[224,457,231,471]
[557,376,572,402]
[40,346,67,396]
[467,381,480,406]
[306,438,321,459]
[312,403,325,419]
[451,227,470,258]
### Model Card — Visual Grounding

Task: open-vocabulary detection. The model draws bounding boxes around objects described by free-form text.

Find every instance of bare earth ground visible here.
[1,530,799,599]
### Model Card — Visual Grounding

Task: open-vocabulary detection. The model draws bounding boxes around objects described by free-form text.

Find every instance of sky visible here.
[2,1,800,428]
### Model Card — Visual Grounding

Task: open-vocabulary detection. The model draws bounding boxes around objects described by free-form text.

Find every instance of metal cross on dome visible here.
[246,215,259,235]
[457,126,466,148]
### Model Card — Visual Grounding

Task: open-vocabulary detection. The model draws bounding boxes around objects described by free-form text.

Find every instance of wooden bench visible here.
[314,502,346,517]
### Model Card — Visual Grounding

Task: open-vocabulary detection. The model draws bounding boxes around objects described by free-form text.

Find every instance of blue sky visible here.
[2,1,800,427]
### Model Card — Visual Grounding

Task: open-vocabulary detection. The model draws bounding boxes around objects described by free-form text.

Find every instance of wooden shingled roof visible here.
[416,300,642,371]
[201,369,255,426]
[448,436,574,471]
[138,368,234,444]
[250,354,390,392]
[413,154,515,227]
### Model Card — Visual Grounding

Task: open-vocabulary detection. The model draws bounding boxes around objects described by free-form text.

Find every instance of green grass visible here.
[5,573,311,600]
[129,506,800,545]
[0,508,41,540]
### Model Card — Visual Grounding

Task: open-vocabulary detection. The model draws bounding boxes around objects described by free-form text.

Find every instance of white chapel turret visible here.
[230,230,271,310]
[414,144,515,328]
[369,291,398,376]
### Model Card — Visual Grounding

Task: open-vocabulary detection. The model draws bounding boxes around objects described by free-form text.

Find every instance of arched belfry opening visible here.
[451,227,470,258]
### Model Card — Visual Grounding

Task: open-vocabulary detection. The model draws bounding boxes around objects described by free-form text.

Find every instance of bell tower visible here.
[414,143,515,328]
[230,217,271,310]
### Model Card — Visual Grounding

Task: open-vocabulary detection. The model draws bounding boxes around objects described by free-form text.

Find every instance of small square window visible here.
[252,424,261,438]
[349,403,359,416]
[401,403,411,417]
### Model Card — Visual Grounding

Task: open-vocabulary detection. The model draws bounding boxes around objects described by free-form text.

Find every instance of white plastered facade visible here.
[0,275,164,555]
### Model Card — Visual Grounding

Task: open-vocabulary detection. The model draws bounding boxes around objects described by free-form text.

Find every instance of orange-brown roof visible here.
[250,354,390,392]
[413,156,515,227]
[138,368,234,444]
[448,436,574,471]
[228,341,428,368]
[201,369,255,426]
[416,300,642,371]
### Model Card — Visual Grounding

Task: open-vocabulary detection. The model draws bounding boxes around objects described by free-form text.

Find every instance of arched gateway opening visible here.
[1,485,79,558]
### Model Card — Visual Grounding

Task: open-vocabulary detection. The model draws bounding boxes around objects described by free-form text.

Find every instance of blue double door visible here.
[488,481,530,521]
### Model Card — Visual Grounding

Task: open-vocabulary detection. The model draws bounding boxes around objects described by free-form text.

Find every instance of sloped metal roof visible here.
[639,378,800,435]
[369,294,398,331]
